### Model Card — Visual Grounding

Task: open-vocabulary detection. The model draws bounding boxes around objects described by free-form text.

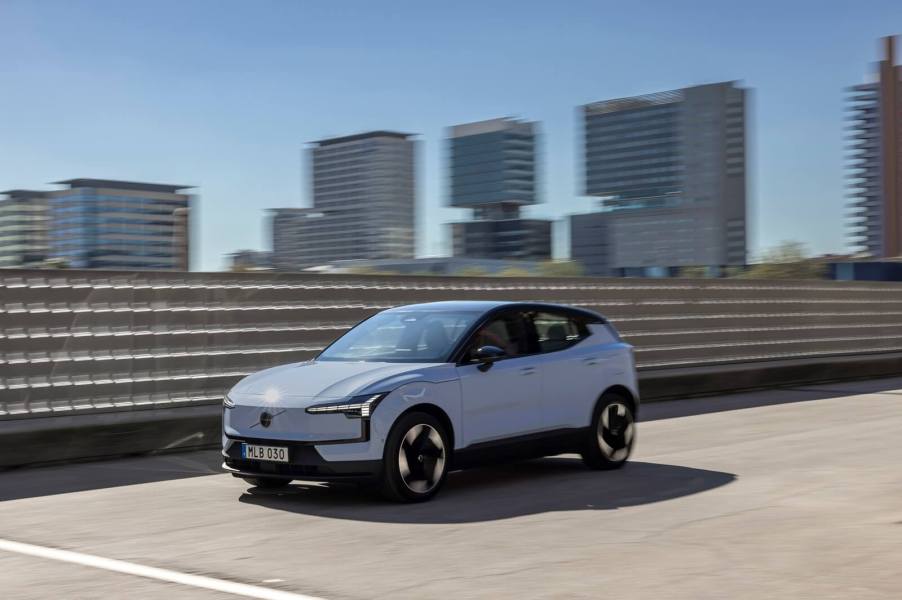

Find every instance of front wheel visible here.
[582,393,636,470]
[381,412,449,502]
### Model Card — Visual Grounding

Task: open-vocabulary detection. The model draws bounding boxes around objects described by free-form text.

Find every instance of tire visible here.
[243,476,291,489]
[582,392,636,470]
[380,412,450,502]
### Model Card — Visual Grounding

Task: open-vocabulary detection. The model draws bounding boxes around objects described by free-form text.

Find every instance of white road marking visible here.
[0,538,324,600]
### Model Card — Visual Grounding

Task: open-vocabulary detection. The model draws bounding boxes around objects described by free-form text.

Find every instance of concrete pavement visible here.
[1,378,901,599]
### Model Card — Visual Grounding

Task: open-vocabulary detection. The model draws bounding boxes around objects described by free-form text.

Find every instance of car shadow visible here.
[0,450,223,502]
[238,458,735,523]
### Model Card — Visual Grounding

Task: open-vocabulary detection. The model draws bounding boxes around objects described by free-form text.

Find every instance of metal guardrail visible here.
[3,268,902,420]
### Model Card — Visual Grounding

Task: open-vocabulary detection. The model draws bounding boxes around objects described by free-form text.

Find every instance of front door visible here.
[456,310,544,446]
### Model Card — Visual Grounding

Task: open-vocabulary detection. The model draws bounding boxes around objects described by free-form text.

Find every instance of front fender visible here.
[314,379,462,463]
[370,380,463,450]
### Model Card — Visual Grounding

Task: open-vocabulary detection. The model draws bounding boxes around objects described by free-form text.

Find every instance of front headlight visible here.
[223,394,235,408]
[305,393,387,418]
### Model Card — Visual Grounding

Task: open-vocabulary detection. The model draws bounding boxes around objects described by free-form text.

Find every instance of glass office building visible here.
[47,179,192,271]
[450,118,536,210]
[448,117,551,260]
[572,82,748,276]
[270,131,417,270]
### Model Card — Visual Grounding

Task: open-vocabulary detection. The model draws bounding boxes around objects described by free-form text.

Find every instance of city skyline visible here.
[2,1,901,270]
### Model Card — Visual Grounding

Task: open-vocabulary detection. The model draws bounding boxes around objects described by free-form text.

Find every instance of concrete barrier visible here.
[0,405,221,469]
[638,351,902,401]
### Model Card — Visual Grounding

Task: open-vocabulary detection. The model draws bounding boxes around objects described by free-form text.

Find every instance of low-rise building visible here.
[46,179,193,271]
[0,189,50,268]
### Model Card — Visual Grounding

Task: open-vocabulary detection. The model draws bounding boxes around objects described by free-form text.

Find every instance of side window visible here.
[532,311,589,353]
[467,311,530,360]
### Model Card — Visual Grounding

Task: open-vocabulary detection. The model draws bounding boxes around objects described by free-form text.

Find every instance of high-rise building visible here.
[46,179,192,270]
[270,131,417,270]
[0,189,50,268]
[847,35,902,257]
[448,118,551,260]
[571,82,748,276]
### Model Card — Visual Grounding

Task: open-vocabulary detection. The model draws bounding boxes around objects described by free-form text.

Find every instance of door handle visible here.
[520,366,536,375]
[583,357,600,365]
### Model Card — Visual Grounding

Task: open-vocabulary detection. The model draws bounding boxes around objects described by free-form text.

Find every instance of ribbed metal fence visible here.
[3,269,902,420]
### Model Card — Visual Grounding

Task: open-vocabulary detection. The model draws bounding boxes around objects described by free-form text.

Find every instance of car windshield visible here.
[318,310,481,363]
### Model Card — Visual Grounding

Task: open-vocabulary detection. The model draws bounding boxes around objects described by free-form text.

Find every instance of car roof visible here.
[385,300,511,313]
[384,300,606,322]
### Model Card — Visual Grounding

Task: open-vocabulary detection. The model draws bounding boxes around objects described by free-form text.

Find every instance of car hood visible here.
[228,360,453,406]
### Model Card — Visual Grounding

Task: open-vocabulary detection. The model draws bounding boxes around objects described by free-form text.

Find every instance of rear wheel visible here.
[582,392,636,470]
[243,476,291,489]
[381,412,449,502]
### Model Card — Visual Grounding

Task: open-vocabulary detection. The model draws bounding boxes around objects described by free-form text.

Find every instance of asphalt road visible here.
[2,378,901,599]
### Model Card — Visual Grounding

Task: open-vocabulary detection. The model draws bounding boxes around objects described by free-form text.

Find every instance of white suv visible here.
[223,301,638,502]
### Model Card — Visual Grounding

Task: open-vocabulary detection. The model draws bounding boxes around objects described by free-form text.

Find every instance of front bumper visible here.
[222,435,381,482]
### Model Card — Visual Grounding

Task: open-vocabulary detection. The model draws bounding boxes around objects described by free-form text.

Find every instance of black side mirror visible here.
[472,345,506,371]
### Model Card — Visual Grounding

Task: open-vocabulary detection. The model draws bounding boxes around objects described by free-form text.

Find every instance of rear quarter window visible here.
[533,311,591,353]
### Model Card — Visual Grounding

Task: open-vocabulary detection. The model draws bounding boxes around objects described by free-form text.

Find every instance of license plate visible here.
[241,443,288,463]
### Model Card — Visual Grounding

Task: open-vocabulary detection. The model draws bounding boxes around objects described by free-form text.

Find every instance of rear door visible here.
[456,309,545,446]
[529,310,615,430]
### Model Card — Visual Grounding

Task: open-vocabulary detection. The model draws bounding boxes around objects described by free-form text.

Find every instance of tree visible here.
[454,266,489,277]
[497,267,533,277]
[343,266,398,275]
[736,241,827,280]
[537,260,584,277]
[42,257,70,269]
[677,266,709,279]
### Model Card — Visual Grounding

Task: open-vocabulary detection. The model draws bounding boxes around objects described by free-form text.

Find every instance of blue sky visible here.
[1,0,900,271]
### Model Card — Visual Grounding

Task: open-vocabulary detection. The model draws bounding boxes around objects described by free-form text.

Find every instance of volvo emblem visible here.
[259,411,273,428]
